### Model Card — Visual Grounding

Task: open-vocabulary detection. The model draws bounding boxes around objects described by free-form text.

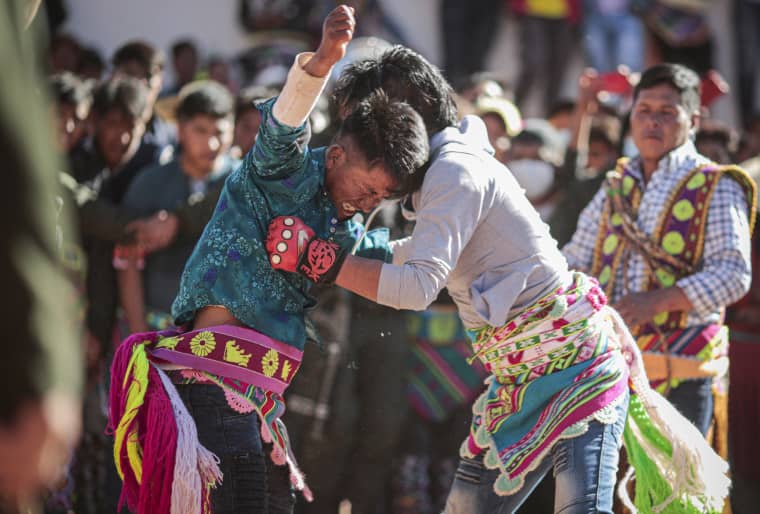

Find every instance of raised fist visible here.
[305,5,356,77]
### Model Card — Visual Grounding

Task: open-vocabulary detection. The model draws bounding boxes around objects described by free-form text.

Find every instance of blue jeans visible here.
[583,9,644,73]
[176,383,295,514]
[443,392,629,514]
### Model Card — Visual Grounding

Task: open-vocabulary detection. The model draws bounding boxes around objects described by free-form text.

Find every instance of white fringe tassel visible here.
[608,308,730,513]
[156,367,223,514]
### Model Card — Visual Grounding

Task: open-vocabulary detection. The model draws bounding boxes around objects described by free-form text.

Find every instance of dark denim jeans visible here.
[443,392,629,514]
[175,383,294,514]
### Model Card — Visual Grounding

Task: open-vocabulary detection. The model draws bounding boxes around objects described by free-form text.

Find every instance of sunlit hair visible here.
[634,63,701,115]
[91,76,148,122]
[332,45,457,135]
[176,80,233,122]
[335,91,429,198]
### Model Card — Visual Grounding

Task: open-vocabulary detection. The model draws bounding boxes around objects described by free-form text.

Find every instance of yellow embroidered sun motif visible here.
[280,360,292,381]
[262,349,279,377]
[156,336,180,350]
[224,340,252,367]
[189,331,216,357]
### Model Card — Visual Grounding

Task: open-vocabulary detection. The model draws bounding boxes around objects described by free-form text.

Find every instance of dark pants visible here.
[176,384,294,514]
[516,16,577,117]
[441,0,503,86]
[735,0,760,127]
[665,377,714,436]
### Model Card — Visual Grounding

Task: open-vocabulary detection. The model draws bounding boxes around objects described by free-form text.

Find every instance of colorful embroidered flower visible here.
[262,349,279,377]
[189,331,217,357]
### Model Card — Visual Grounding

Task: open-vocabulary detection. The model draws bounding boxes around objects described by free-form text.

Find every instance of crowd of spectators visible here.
[36,1,760,513]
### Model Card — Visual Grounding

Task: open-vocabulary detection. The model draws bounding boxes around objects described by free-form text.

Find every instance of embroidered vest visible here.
[591,158,756,337]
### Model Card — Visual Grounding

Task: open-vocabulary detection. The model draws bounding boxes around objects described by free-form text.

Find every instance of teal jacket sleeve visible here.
[247,97,310,181]
[344,220,393,262]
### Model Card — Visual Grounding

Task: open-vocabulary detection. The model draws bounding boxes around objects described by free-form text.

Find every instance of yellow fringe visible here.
[114,343,150,483]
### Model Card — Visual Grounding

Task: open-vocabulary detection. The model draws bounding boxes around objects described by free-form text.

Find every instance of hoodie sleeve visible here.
[376,156,488,311]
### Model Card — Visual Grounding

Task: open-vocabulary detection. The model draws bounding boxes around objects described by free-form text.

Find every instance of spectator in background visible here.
[390,290,488,514]
[512,0,580,116]
[474,94,522,164]
[116,81,237,334]
[49,72,93,157]
[636,0,713,75]
[231,85,278,159]
[440,0,503,87]
[547,99,576,133]
[735,0,760,129]
[112,40,177,150]
[77,46,105,81]
[48,32,80,74]
[205,54,238,93]
[164,38,199,97]
[696,121,737,165]
[563,64,755,445]
[549,68,623,245]
[735,113,760,164]
[69,77,155,351]
[454,72,509,104]
[583,0,644,73]
[507,128,562,219]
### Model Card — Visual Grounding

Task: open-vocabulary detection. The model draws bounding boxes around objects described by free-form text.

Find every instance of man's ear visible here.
[326,143,345,167]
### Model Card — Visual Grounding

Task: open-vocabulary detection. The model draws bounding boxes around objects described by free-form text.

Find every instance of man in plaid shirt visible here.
[563,63,756,436]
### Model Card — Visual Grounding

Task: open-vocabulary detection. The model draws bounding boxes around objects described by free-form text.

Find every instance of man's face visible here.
[174,48,198,84]
[178,114,233,174]
[94,110,145,169]
[233,108,261,158]
[53,102,88,153]
[324,143,399,220]
[587,139,616,173]
[114,61,162,110]
[630,83,695,164]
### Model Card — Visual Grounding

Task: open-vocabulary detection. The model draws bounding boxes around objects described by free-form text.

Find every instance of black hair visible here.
[512,130,544,147]
[547,99,576,120]
[49,72,92,109]
[112,40,165,79]
[589,116,621,148]
[176,80,233,122]
[171,39,197,59]
[78,46,105,78]
[234,85,278,119]
[452,71,508,96]
[633,63,701,114]
[91,76,148,122]
[695,124,734,149]
[336,91,429,197]
[332,45,458,135]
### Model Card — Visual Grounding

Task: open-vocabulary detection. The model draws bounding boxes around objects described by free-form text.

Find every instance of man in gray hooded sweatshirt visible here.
[266,47,729,514]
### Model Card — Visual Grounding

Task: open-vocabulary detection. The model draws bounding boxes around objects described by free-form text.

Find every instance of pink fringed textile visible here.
[108,332,178,514]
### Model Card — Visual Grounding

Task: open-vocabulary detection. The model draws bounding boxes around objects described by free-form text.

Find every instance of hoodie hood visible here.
[401,116,494,221]
[429,115,494,158]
